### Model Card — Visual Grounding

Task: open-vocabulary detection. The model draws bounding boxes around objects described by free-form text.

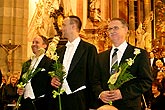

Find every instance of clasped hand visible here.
[99,89,122,103]
[51,77,61,88]
[17,88,25,96]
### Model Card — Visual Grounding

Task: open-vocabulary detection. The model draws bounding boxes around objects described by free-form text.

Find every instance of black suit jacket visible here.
[54,39,98,110]
[150,58,158,69]
[0,70,2,85]
[160,57,165,66]
[20,55,53,99]
[93,44,153,110]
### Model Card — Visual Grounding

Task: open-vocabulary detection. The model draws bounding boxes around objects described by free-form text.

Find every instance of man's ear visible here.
[43,44,47,49]
[72,23,77,30]
[124,27,128,34]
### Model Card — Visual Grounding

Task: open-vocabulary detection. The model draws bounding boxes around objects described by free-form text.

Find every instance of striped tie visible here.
[111,48,118,74]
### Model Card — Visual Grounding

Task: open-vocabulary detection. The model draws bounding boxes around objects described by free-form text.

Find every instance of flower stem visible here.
[58,88,62,110]
[14,95,22,110]
[109,101,113,105]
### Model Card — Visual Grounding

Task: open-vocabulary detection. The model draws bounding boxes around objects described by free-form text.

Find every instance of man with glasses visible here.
[93,18,153,110]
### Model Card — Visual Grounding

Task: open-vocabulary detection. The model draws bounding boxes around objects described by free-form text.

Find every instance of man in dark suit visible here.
[0,69,2,108]
[17,35,53,110]
[149,51,158,69]
[50,15,98,110]
[149,51,158,78]
[160,51,165,66]
[92,18,153,110]
[0,70,2,87]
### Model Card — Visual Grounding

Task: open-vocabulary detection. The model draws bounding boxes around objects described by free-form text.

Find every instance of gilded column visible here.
[77,0,83,23]
[144,0,152,51]
[82,0,88,29]
[137,0,141,24]
[101,0,110,20]
[128,0,135,45]
[111,0,119,18]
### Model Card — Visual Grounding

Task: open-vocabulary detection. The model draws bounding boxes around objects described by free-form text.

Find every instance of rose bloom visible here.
[126,58,134,66]
[134,48,141,55]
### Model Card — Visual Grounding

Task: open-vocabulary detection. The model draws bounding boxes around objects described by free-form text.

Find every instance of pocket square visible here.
[41,68,46,71]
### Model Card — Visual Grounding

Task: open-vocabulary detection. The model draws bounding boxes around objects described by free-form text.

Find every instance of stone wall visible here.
[0,0,28,77]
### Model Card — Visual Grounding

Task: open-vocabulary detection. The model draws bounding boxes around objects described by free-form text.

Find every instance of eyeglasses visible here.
[107,26,120,31]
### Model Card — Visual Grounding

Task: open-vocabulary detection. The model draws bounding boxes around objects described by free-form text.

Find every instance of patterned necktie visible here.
[111,48,118,74]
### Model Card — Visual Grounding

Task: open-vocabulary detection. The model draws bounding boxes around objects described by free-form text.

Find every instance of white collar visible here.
[66,37,81,48]
[112,41,128,54]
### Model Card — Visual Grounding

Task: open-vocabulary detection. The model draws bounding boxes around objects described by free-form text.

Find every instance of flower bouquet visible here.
[14,65,42,110]
[48,53,66,110]
[107,48,141,105]
[47,36,66,110]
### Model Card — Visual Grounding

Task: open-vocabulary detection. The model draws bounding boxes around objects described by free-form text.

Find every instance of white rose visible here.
[126,58,134,66]
[134,48,141,55]
[108,68,121,84]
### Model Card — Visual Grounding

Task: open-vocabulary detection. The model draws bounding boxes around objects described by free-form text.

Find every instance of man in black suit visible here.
[0,70,2,87]
[149,51,157,69]
[160,50,165,66]
[17,35,53,110]
[149,51,158,77]
[50,15,98,110]
[92,18,153,110]
[0,69,2,108]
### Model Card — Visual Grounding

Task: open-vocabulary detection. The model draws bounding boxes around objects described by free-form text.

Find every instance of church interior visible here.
[0,0,165,81]
[0,0,165,109]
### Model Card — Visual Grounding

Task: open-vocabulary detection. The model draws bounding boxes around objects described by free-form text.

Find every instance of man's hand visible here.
[51,77,61,88]
[99,89,122,103]
[99,91,111,103]
[17,88,24,96]
[108,89,122,101]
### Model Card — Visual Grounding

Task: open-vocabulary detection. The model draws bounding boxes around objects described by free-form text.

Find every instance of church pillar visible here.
[111,0,119,18]
[76,0,84,28]
[0,0,28,75]
[137,0,141,24]
[119,0,128,21]
[128,0,135,45]
[144,0,152,50]
[101,0,110,20]
[82,0,88,29]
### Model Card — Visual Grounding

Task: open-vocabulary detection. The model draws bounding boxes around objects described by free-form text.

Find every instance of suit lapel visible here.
[37,55,48,68]
[120,44,135,64]
[57,46,66,63]
[68,40,85,74]
[106,49,112,75]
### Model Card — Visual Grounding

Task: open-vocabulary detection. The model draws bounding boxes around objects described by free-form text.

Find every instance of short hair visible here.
[111,18,128,27]
[152,80,163,92]
[68,15,82,32]
[38,35,49,51]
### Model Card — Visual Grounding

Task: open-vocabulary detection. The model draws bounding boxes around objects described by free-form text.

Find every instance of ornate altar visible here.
[151,0,165,58]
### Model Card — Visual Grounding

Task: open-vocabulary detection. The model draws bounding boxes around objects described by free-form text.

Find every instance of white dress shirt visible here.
[150,58,154,66]
[24,54,44,99]
[109,41,128,73]
[62,37,86,95]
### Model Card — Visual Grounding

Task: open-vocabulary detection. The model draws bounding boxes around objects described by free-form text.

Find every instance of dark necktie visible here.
[111,48,118,74]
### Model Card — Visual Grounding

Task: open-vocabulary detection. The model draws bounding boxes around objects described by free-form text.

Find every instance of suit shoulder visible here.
[128,44,147,53]
[22,59,31,66]
[98,49,110,59]
[80,40,97,49]
[44,55,53,62]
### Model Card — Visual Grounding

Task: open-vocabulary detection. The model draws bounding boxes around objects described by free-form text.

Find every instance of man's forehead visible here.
[33,36,42,41]
[63,18,70,23]
[109,20,122,26]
